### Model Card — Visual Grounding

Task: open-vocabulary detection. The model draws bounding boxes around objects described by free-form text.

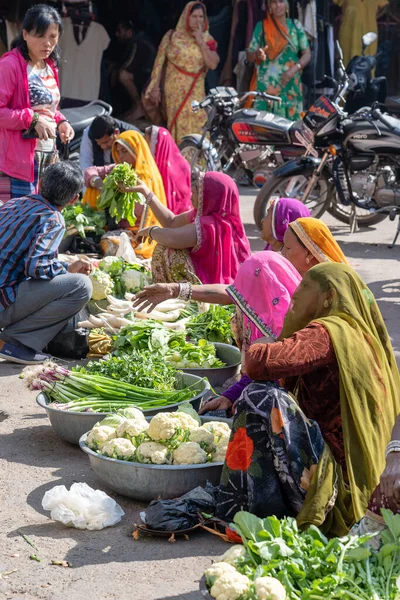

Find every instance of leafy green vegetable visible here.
[62,201,106,238]
[225,510,400,600]
[97,163,145,226]
[186,304,235,345]
[75,351,178,391]
[177,402,201,425]
[97,256,151,298]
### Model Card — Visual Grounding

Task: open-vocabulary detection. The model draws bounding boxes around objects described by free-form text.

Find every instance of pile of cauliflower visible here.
[86,408,231,466]
[205,546,286,600]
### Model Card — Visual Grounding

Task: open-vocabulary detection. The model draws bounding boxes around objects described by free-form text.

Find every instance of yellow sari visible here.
[292,264,400,536]
[290,217,348,264]
[146,2,217,143]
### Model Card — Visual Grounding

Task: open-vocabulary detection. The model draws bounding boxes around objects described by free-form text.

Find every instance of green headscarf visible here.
[291,263,400,536]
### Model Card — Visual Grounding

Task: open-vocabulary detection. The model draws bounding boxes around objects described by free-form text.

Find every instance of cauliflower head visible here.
[116,418,149,440]
[122,269,143,293]
[254,577,286,600]
[87,426,116,451]
[99,256,123,273]
[217,545,246,566]
[148,413,183,442]
[136,441,171,464]
[205,563,251,600]
[189,427,215,452]
[173,412,200,432]
[201,421,231,444]
[172,441,208,465]
[102,437,136,460]
[212,440,229,463]
[90,269,114,300]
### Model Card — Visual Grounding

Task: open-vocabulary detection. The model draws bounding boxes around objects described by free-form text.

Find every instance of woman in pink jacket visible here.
[0,5,74,201]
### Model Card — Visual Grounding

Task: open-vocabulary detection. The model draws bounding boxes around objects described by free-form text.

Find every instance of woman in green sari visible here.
[216,263,400,536]
[246,0,311,120]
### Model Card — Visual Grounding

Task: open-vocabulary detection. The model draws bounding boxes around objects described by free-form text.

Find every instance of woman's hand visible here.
[198,396,233,416]
[193,24,204,46]
[132,283,180,312]
[58,121,75,144]
[281,66,298,87]
[34,114,56,141]
[117,178,151,197]
[380,452,400,506]
[255,47,267,62]
[91,176,103,190]
[146,86,161,106]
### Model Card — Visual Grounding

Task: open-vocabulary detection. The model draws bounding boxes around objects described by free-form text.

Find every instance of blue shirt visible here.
[0,194,67,311]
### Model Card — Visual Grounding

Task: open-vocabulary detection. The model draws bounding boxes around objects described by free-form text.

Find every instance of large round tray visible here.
[36,372,210,445]
[181,343,241,388]
[79,416,231,502]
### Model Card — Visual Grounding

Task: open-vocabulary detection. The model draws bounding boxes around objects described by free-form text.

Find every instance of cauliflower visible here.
[87,426,116,451]
[201,421,231,444]
[90,269,114,300]
[99,256,123,273]
[122,268,142,293]
[254,577,286,600]
[116,418,149,440]
[212,440,229,463]
[136,441,171,465]
[189,427,215,452]
[102,437,136,461]
[147,413,183,442]
[205,563,251,600]
[173,411,200,431]
[172,441,208,465]
[216,545,246,566]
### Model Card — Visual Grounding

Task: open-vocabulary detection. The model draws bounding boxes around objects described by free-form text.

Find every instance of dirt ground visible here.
[1,197,400,600]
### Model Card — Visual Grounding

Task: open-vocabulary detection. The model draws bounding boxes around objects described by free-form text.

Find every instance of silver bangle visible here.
[385,440,400,458]
[178,282,192,301]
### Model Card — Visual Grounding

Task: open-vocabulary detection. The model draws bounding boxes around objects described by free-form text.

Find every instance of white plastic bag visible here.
[42,482,125,530]
[116,232,139,264]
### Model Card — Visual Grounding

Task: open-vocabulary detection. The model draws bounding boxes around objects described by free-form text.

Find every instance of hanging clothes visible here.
[59,17,110,101]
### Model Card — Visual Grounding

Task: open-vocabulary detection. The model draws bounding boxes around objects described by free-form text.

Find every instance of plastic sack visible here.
[144,484,217,532]
[42,482,125,530]
[45,308,90,359]
[116,232,139,264]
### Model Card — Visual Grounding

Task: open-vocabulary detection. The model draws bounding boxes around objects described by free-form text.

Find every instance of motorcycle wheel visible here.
[253,172,332,230]
[327,201,386,226]
[179,140,221,172]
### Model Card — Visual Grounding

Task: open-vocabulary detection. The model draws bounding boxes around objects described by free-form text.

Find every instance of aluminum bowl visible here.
[199,575,213,599]
[79,416,231,501]
[181,343,241,388]
[36,372,210,445]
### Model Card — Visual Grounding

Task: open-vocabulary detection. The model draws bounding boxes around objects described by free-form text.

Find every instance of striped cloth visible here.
[0,193,67,311]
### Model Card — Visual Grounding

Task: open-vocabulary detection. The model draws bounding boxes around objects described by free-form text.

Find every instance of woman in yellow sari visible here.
[83,130,167,258]
[216,263,400,537]
[145,2,219,143]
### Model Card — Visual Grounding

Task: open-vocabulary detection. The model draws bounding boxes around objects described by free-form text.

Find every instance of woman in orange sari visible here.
[145,2,219,143]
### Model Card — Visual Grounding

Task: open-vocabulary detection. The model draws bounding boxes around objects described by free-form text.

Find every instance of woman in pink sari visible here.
[123,171,251,284]
[145,126,192,215]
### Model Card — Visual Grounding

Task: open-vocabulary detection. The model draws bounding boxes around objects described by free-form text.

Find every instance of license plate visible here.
[303,95,338,134]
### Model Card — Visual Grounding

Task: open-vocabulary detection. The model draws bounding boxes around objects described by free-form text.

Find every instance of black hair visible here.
[89,115,118,140]
[290,227,308,249]
[190,3,206,16]
[117,19,134,31]
[11,4,63,65]
[40,162,84,207]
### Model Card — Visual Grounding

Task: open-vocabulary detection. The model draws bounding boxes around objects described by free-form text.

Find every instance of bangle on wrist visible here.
[90,176,102,188]
[30,112,40,131]
[385,440,400,458]
[177,282,193,302]
[57,119,70,129]
[148,225,159,240]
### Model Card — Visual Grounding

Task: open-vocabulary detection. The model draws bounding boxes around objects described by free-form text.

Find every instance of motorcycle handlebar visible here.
[240,91,282,105]
[371,106,400,134]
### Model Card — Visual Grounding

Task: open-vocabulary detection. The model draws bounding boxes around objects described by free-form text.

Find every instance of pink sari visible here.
[149,126,192,215]
[227,252,301,346]
[190,172,251,284]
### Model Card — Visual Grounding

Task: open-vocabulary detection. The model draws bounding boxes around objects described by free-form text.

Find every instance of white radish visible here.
[89,315,105,327]
[134,309,180,322]
[162,318,190,331]
[154,302,186,313]
[107,306,133,315]
[78,320,95,329]
[106,295,131,308]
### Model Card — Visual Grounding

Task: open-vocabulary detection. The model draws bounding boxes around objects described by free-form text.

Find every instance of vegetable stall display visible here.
[89,258,152,302]
[186,305,235,346]
[97,163,145,226]
[22,362,201,413]
[62,201,107,238]
[203,510,400,600]
[84,405,231,465]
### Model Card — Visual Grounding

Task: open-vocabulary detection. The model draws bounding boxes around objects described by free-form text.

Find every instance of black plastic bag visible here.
[144,484,217,532]
[45,308,90,359]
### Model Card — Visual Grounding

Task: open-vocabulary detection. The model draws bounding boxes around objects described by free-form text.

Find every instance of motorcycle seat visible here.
[61,101,112,136]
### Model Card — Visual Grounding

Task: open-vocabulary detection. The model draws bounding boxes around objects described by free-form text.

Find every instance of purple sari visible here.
[264,197,311,250]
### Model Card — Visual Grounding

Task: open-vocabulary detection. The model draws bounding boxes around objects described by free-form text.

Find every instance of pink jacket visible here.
[0,49,65,181]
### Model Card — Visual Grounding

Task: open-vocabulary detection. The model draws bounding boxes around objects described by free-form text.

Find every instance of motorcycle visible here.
[57,100,112,161]
[345,32,387,115]
[179,87,310,189]
[253,42,400,246]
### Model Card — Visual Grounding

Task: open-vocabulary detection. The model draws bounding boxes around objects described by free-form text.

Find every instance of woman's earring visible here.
[323,300,330,308]
[305,256,310,264]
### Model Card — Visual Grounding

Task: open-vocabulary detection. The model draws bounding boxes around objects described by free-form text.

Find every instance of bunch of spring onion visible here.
[22,361,198,413]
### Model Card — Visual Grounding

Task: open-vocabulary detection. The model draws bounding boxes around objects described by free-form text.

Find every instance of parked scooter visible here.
[345,32,387,114]
[57,100,112,160]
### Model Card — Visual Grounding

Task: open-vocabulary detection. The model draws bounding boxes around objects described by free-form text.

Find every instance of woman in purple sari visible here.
[261,197,311,251]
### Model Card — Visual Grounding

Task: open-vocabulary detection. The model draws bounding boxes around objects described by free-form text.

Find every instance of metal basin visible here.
[79,416,231,502]
[199,575,213,599]
[182,343,241,388]
[36,372,210,445]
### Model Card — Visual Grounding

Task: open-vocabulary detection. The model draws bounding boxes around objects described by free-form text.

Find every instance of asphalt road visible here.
[0,190,399,600]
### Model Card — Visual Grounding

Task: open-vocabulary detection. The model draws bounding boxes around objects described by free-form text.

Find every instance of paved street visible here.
[0,189,399,600]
